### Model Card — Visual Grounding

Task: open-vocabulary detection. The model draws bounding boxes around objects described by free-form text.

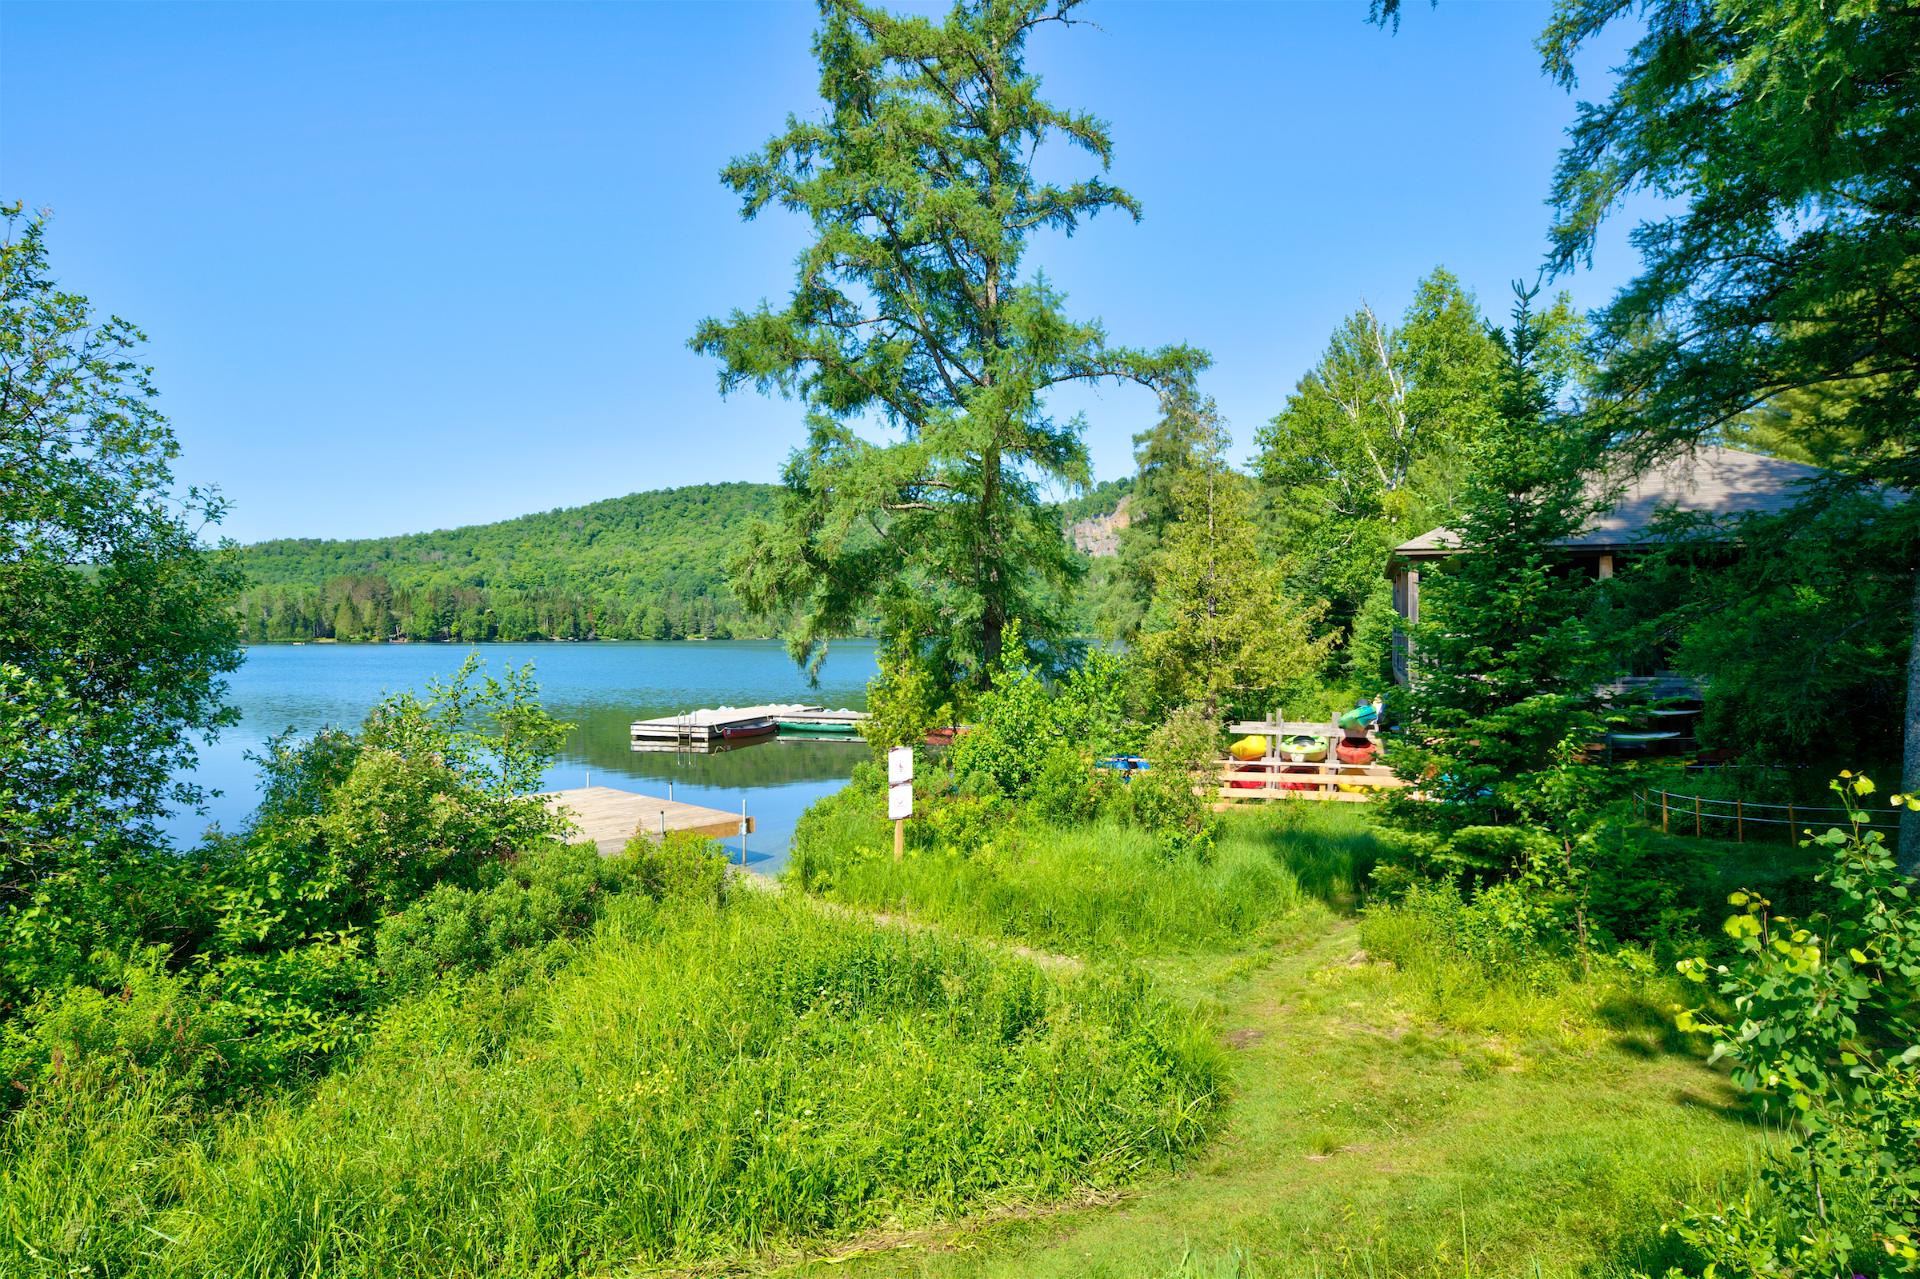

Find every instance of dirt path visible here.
[730,867,1083,973]
[740,914,1760,1279]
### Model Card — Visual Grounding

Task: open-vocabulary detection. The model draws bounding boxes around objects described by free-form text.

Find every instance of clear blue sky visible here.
[1,1,1642,544]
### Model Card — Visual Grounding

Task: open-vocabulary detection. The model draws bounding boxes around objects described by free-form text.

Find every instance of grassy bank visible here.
[803,915,1761,1279]
[780,804,1770,1278]
[1,890,1221,1277]
[789,789,1377,956]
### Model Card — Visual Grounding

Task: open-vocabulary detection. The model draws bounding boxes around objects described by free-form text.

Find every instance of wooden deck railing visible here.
[1636,787,1899,843]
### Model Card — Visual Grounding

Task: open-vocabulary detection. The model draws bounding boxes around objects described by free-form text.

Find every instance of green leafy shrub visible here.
[225,657,572,947]
[1361,878,1573,995]
[378,841,608,994]
[191,935,379,1092]
[1120,704,1222,859]
[860,635,957,749]
[623,829,730,905]
[948,645,1140,800]
[1658,775,1920,1276]
[1030,743,1114,826]
[1,657,576,1113]
[0,948,245,1107]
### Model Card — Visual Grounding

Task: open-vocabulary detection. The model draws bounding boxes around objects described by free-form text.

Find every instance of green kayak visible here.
[776,719,861,735]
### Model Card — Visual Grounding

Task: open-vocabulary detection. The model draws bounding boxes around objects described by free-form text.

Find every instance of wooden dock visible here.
[630,703,867,748]
[539,786,753,854]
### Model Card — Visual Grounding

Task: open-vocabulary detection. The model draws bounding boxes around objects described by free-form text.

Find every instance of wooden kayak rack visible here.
[1212,715,1406,807]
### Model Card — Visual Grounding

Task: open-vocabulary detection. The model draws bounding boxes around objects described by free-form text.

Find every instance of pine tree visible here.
[694,0,1204,689]
[1135,416,1330,720]
[1391,288,1612,866]
[1097,386,1219,642]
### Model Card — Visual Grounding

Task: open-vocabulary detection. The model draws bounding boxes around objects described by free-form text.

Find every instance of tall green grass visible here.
[789,796,1379,956]
[0,891,1221,1277]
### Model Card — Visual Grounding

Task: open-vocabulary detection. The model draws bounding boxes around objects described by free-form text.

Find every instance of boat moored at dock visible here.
[631,704,868,750]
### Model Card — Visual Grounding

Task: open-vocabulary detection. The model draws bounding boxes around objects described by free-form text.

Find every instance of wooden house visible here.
[1388,445,1825,684]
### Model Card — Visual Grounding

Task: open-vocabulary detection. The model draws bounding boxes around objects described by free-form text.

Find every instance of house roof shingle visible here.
[1392,445,1825,559]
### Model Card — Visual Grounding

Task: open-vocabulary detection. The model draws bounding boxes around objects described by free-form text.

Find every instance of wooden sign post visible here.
[887,746,914,860]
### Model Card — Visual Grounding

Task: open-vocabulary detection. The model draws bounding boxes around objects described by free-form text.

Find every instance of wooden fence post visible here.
[1736,798,1744,843]
[1661,791,1669,834]
[1787,803,1796,844]
[1694,795,1702,838]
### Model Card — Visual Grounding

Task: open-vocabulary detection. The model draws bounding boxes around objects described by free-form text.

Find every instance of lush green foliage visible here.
[860,634,961,750]
[1607,496,1910,770]
[945,639,1141,800]
[1388,289,1615,875]
[698,0,1203,688]
[790,785,1376,956]
[1662,777,1920,1277]
[1,889,1222,1277]
[233,481,781,642]
[1091,388,1217,643]
[1,657,574,1107]
[1135,423,1330,720]
[1531,0,1920,865]
[1255,268,1502,683]
[0,205,245,1018]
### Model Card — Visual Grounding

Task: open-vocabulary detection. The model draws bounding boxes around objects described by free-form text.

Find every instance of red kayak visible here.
[718,719,776,740]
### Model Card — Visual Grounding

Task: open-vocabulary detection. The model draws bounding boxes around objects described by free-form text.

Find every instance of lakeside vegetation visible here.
[6,879,1220,1277]
[5,0,1917,1274]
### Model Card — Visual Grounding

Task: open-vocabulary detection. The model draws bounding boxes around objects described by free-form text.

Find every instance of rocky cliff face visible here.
[1067,493,1131,558]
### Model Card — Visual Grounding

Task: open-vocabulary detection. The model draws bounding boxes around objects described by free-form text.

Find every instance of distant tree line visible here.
[231,482,786,643]
[234,577,759,643]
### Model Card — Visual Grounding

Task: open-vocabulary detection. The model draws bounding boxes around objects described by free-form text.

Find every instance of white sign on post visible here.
[887,781,913,821]
[887,746,914,786]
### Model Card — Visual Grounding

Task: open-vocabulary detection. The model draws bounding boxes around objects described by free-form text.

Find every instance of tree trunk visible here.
[1902,562,1920,877]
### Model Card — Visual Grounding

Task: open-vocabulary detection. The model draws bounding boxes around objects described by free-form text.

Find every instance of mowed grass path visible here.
[756,812,1764,1279]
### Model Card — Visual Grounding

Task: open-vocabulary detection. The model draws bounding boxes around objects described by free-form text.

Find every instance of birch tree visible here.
[1254,269,1502,678]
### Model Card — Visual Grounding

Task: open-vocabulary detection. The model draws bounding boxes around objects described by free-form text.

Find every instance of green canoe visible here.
[776,719,862,735]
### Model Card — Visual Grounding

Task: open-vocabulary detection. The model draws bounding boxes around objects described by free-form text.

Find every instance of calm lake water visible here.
[167,640,879,874]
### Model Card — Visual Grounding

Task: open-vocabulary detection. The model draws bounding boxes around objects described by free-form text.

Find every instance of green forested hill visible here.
[233,482,781,642]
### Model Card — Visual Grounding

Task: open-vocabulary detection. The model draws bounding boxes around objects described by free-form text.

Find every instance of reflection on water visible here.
[168,640,878,873]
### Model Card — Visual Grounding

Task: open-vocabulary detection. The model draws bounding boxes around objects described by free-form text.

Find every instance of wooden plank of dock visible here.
[539,786,753,855]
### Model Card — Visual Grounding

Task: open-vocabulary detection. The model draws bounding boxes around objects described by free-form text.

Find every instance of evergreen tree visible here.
[1097,385,1219,642]
[1391,288,1610,867]
[1490,0,1920,867]
[1135,417,1330,720]
[694,0,1204,689]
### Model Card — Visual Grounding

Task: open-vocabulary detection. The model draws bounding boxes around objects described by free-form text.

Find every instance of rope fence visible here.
[1636,787,1901,844]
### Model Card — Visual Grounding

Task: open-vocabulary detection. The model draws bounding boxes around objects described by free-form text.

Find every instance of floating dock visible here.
[539,785,753,854]
[630,703,868,748]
